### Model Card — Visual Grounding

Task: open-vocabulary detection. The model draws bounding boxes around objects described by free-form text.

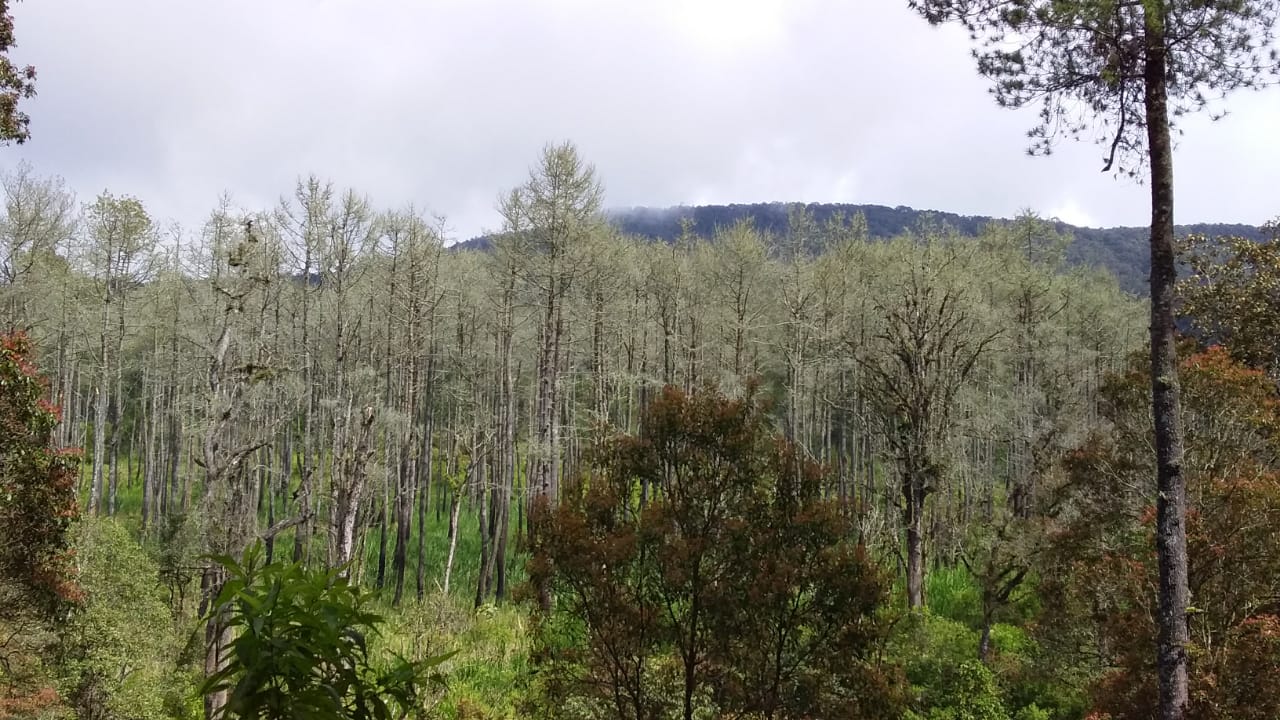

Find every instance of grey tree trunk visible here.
[443,483,462,595]
[332,405,376,571]
[375,451,390,590]
[1144,7,1190,719]
[108,325,124,516]
[904,474,926,610]
[416,348,436,601]
[531,284,561,503]
[90,306,109,514]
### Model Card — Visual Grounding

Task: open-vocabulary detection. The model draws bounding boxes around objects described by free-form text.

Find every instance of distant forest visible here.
[465,202,1266,295]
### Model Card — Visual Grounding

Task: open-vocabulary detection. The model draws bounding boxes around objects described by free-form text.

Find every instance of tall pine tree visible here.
[906,1,1280,716]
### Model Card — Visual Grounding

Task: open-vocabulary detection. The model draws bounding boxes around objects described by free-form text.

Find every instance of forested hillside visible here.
[460,202,1265,295]
[6,0,1280,714]
[4,142,1277,719]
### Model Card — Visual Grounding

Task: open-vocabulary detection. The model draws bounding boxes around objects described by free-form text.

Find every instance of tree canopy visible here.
[908,0,1280,173]
[0,0,34,145]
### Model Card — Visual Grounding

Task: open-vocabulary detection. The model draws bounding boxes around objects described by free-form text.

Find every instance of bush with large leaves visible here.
[200,546,451,720]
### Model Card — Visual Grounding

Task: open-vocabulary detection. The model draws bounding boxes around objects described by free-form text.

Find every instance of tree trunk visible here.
[90,327,109,515]
[165,394,180,517]
[201,565,230,720]
[493,479,510,602]
[1144,7,1190,719]
[416,436,430,600]
[333,405,376,571]
[142,373,158,532]
[292,383,314,563]
[494,307,515,602]
[108,324,125,516]
[904,475,926,611]
[532,286,560,502]
[416,349,436,600]
[475,489,491,607]
[443,486,462,595]
[376,449,390,590]
[978,612,994,663]
[393,441,413,606]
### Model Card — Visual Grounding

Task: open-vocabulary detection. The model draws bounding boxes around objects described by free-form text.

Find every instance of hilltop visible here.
[459,201,1268,294]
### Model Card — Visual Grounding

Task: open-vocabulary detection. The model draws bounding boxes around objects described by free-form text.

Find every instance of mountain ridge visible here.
[459,201,1268,294]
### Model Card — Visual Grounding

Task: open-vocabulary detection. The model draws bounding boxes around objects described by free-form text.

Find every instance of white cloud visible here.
[4,1,1278,240]
[1048,199,1096,228]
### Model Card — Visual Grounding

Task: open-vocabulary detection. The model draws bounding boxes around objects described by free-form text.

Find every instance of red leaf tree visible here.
[0,332,81,713]
[0,332,80,606]
[528,384,904,720]
[1040,346,1280,720]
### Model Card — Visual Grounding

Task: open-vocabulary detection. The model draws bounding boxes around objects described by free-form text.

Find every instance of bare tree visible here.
[907,2,1280,713]
[499,142,603,509]
[854,238,1000,610]
[190,208,292,720]
[0,163,75,329]
[77,192,154,515]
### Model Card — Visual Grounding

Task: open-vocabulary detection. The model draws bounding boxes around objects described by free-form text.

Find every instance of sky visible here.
[5,0,1280,241]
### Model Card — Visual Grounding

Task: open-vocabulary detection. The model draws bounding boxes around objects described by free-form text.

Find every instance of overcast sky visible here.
[6,0,1280,241]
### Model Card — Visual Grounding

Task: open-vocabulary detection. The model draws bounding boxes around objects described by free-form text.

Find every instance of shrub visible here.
[201,546,452,720]
[57,518,198,720]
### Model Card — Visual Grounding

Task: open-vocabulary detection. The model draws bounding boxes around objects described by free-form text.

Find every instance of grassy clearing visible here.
[76,451,530,605]
[379,596,532,719]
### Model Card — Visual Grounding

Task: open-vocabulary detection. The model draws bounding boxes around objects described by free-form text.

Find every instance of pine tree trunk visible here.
[376,448,390,590]
[532,286,559,503]
[108,321,125,516]
[393,437,413,606]
[1144,7,1189,718]
[292,361,315,564]
[494,342,514,601]
[142,371,158,532]
[475,464,492,608]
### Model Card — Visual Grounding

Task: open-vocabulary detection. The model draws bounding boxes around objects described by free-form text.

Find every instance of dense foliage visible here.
[529,386,903,719]
[1179,221,1280,375]
[1041,346,1280,719]
[57,519,196,720]
[0,331,79,716]
[0,134,1276,719]
[0,0,35,145]
[0,332,79,610]
[200,546,450,720]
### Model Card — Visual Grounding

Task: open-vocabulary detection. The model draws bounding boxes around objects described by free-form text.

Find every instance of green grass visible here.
[379,596,532,719]
[350,497,529,606]
[926,565,983,626]
[78,449,539,717]
[76,450,530,606]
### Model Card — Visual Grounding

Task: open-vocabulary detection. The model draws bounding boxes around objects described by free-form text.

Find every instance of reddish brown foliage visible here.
[0,0,35,145]
[0,332,81,609]
[0,333,78,714]
[529,385,904,720]
[1043,346,1280,719]
[0,685,60,719]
